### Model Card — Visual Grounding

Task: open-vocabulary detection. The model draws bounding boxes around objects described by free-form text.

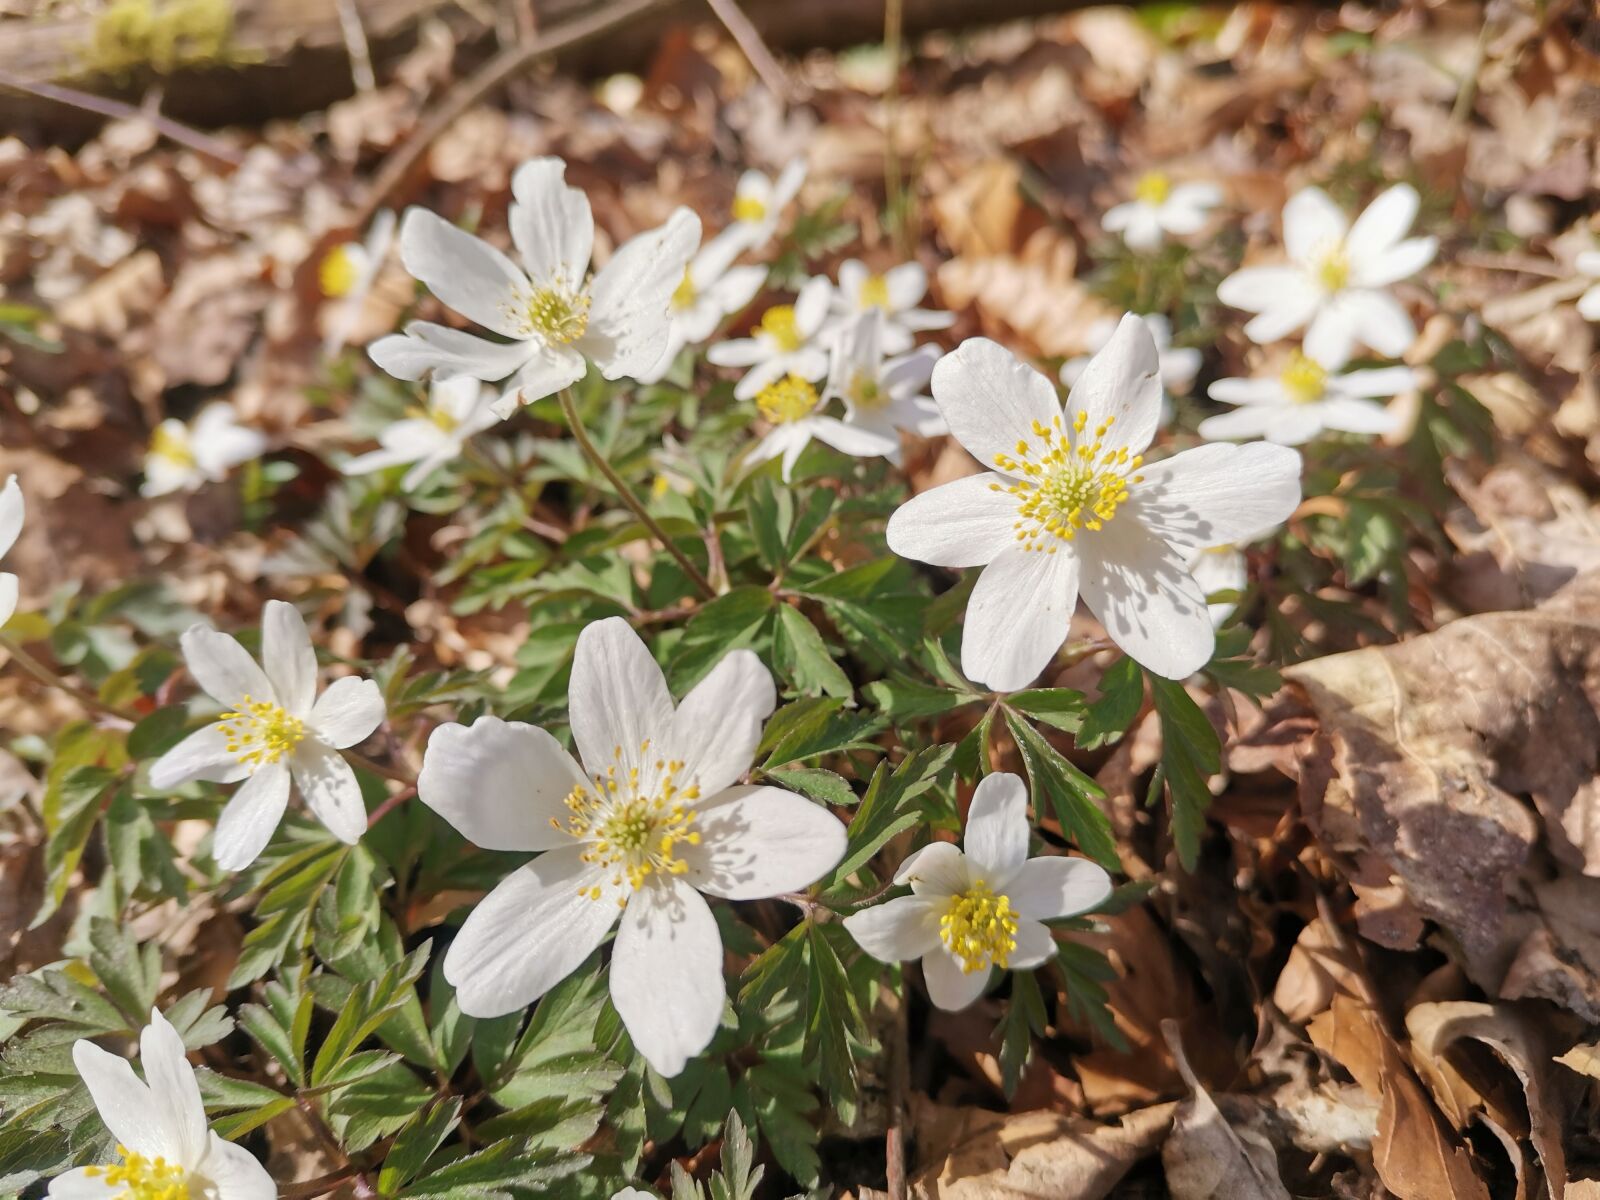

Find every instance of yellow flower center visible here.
[1315,248,1350,291]
[940,880,1019,973]
[859,273,891,310]
[524,284,591,344]
[1134,171,1171,205]
[756,375,821,425]
[992,411,1143,550]
[218,696,306,768]
[1279,350,1328,404]
[557,740,702,899]
[671,266,697,312]
[318,244,361,298]
[847,370,886,410]
[733,193,768,224]
[85,1145,191,1200]
[149,425,195,469]
[756,304,802,352]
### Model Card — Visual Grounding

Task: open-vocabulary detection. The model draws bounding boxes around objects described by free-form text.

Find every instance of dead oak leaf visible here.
[1160,1021,1290,1200]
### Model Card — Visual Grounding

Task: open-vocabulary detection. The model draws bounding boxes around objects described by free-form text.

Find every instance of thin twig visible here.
[557,388,717,599]
[335,0,377,93]
[0,70,244,166]
[882,0,910,259]
[0,636,136,725]
[366,783,417,828]
[356,0,672,226]
[885,965,910,1200]
[343,746,417,786]
[280,1167,360,1200]
[704,0,797,104]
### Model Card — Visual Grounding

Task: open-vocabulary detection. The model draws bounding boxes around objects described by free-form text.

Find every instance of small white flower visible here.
[1060,313,1200,417]
[1217,183,1437,368]
[637,226,767,384]
[417,617,847,1078]
[141,404,268,499]
[51,1008,274,1200]
[0,476,23,629]
[1102,171,1222,251]
[1186,525,1278,628]
[320,208,397,358]
[727,159,806,252]
[886,318,1303,687]
[1198,348,1414,446]
[343,376,501,490]
[149,600,387,871]
[369,157,700,419]
[820,309,945,466]
[844,772,1111,1012]
[705,276,832,400]
[825,259,955,354]
[1575,250,1600,321]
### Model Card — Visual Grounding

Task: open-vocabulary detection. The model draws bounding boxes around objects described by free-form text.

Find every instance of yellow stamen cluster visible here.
[847,370,886,411]
[732,193,768,224]
[671,266,697,311]
[524,284,591,344]
[218,696,305,767]
[318,244,360,298]
[755,305,802,352]
[149,426,195,469]
[85,1145,191,1200]
[557,741,703,901]
[859,273,891,310]
[940,881,1019,974]
[1279,350,1329,405]
[756,375,820,425]
[1134,171,1171,205]
[991,411,1142,552]
[1315,248,1350,291]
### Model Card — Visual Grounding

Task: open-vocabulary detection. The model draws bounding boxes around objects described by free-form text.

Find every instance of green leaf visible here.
[757,698,879,769]
[1076,655,1143,750]
[379,1099,462,1194]
[667,587,775,690]
[310,942,430,1086]
[995,969,1046,1097]
[1146,674,1221,871]
[827,743,954,883]
[707,1108,764,1200]
[1002,712,1117,869]
[772,604,853,698]
[1006,688,1087,733]
[862,676,978,722]
[87,917,160,1025]
[765,766,856,808]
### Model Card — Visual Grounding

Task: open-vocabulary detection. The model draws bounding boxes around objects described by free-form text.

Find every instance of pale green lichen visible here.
[82,0,237,77]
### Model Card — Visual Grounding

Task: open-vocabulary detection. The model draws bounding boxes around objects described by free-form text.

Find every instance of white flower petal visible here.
[1345,183,1418,264]
[960,545,1079,694]
[809,415,900,459]
[1217,264,1318,319]
[1355,237,1436,288]
[1346,289,1417,358]
[1128,442,1303,551]
[180,625,272,708]
[963,772,1030,883]
[843,895,943,963]
[922,949,990,1012]
[1064,314,1163,456]
[46,1168,117,1199]
[139,1010,208,1169]
[794,276,832,336]
[705,337,766,368]
[1207,377,1287,407]
[290,745,366,845]
[491,345,589,417]
[443,845,619,1017]
[1196,407,1279,443]
[1161,346,1201,393]
[1282,187,1348,264]
[509,157,594,286]
[369,322,538,383]
[931,338,1062,476]
[1578,284,1600,320]
[199,1133,276,1200]
[71,1041,164,1158]
[885,262,928,310]
[893,840,969,895]
[885,473,1019,568]
[418,717,587,852]
[1330,365,1417,398]
[306,676,385,749]
[260,601,316,717]
[681,785,846,900]
[1078,523,1213,680]
[587,208,703,379]
[189,408,267,478]
[1008,917,1058,969]
[1314,396,1402,436]
[398,208,528,339]
[610,879,725,1078]
[0,475,24,561]
[1259,408,1328,446]
[569,618,674,779]
[667,651,774,795]
[1006,855,1113,920]
[212,762,291,872]
[1302,301,1360,370]
[148,723,248,790]
[0,572,15,630]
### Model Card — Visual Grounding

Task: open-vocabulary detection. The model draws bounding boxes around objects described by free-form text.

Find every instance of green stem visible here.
[0,635,134,724]
[556,388,716,599]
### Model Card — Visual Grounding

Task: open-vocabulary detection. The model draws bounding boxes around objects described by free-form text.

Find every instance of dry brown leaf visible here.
[938,227,1113,359]
[1159,1022,1290,1200]
[55,248,164,335]
[929,157,1024,260]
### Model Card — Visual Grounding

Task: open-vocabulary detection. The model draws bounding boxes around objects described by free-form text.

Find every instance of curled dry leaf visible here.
[1159,1021,1290,1200]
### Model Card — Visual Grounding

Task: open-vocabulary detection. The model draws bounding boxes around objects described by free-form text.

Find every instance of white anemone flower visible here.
[343,375,500,490]
[0,476,23,628]
[844,772,1111,1012]
[885,318,1303,688]
[1217,183,1437,368]
[727,159,806,252]
[141,404,268,498]
[51,1008,273,1200]
[637,226,767,384]
[417,617,847,1077]
[1198,349,1415,446]
[1102,171,1222,251]
[320,208,397,358]
[705,276,832,400]
[1060,313,1200,417]
[825,259,955,354]
[821,310,944,465]
[1575,250,1600,321]
[368,157,700,419]
[149,600,387,871]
